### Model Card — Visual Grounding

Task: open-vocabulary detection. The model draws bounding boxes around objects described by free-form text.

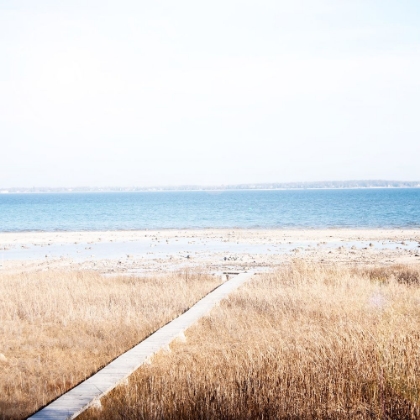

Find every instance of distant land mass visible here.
[1,180,420,193]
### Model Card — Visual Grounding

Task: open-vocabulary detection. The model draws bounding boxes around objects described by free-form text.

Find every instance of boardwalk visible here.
[29,271,254,420]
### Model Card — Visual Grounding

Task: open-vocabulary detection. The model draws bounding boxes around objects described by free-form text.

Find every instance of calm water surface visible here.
[0,189,419,232]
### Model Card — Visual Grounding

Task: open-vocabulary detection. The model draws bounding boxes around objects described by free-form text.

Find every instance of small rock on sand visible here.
[0,353,7,362]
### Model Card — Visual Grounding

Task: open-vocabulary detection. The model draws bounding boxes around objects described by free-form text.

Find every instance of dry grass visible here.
[0,270,221,420]
[360,264,420,286]
[82,262,420,420]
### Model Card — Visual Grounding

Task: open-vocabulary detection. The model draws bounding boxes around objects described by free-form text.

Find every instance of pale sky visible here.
[1,0,420,187]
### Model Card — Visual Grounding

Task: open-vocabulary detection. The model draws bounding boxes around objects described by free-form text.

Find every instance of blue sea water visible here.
[0,189,419,232]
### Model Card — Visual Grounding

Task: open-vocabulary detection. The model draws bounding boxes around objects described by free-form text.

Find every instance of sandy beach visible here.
[1,229,419,275]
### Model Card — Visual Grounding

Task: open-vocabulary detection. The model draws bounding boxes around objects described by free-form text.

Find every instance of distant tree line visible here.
[1,180,420,193]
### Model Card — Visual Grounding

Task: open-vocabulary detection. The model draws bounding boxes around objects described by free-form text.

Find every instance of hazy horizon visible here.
[1,1,420,188]
[2,179,420,192]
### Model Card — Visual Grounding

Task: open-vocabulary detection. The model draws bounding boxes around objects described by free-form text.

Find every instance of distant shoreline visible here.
[1,181,420,194]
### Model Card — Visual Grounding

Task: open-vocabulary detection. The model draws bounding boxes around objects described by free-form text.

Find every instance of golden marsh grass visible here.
[82,262,420,420]
[0,270,220,420]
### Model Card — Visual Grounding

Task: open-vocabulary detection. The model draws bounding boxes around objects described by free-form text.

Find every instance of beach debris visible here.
[0,353,7,362]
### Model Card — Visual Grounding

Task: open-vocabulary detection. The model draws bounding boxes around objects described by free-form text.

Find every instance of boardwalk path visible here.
[29,271,255,420]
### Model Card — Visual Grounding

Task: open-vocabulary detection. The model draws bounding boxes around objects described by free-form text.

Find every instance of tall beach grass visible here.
[83,262,420,419]
[0,270,220,419]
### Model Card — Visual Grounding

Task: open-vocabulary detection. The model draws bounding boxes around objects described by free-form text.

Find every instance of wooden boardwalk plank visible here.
[29,271,254,420]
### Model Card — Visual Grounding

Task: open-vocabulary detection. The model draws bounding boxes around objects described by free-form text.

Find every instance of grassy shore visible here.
[0,270,221,420]
[81,262,420,420]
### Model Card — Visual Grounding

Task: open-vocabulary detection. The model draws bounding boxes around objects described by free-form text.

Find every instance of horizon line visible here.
[1,180,420,193]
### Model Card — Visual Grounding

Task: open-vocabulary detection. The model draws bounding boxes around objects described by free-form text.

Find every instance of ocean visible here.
[0,189,419,232]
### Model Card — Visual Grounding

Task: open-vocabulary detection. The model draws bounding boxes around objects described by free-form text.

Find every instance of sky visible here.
[1,0,420,188]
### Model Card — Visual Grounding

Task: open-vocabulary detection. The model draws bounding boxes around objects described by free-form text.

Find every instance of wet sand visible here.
[1,229,419,275]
